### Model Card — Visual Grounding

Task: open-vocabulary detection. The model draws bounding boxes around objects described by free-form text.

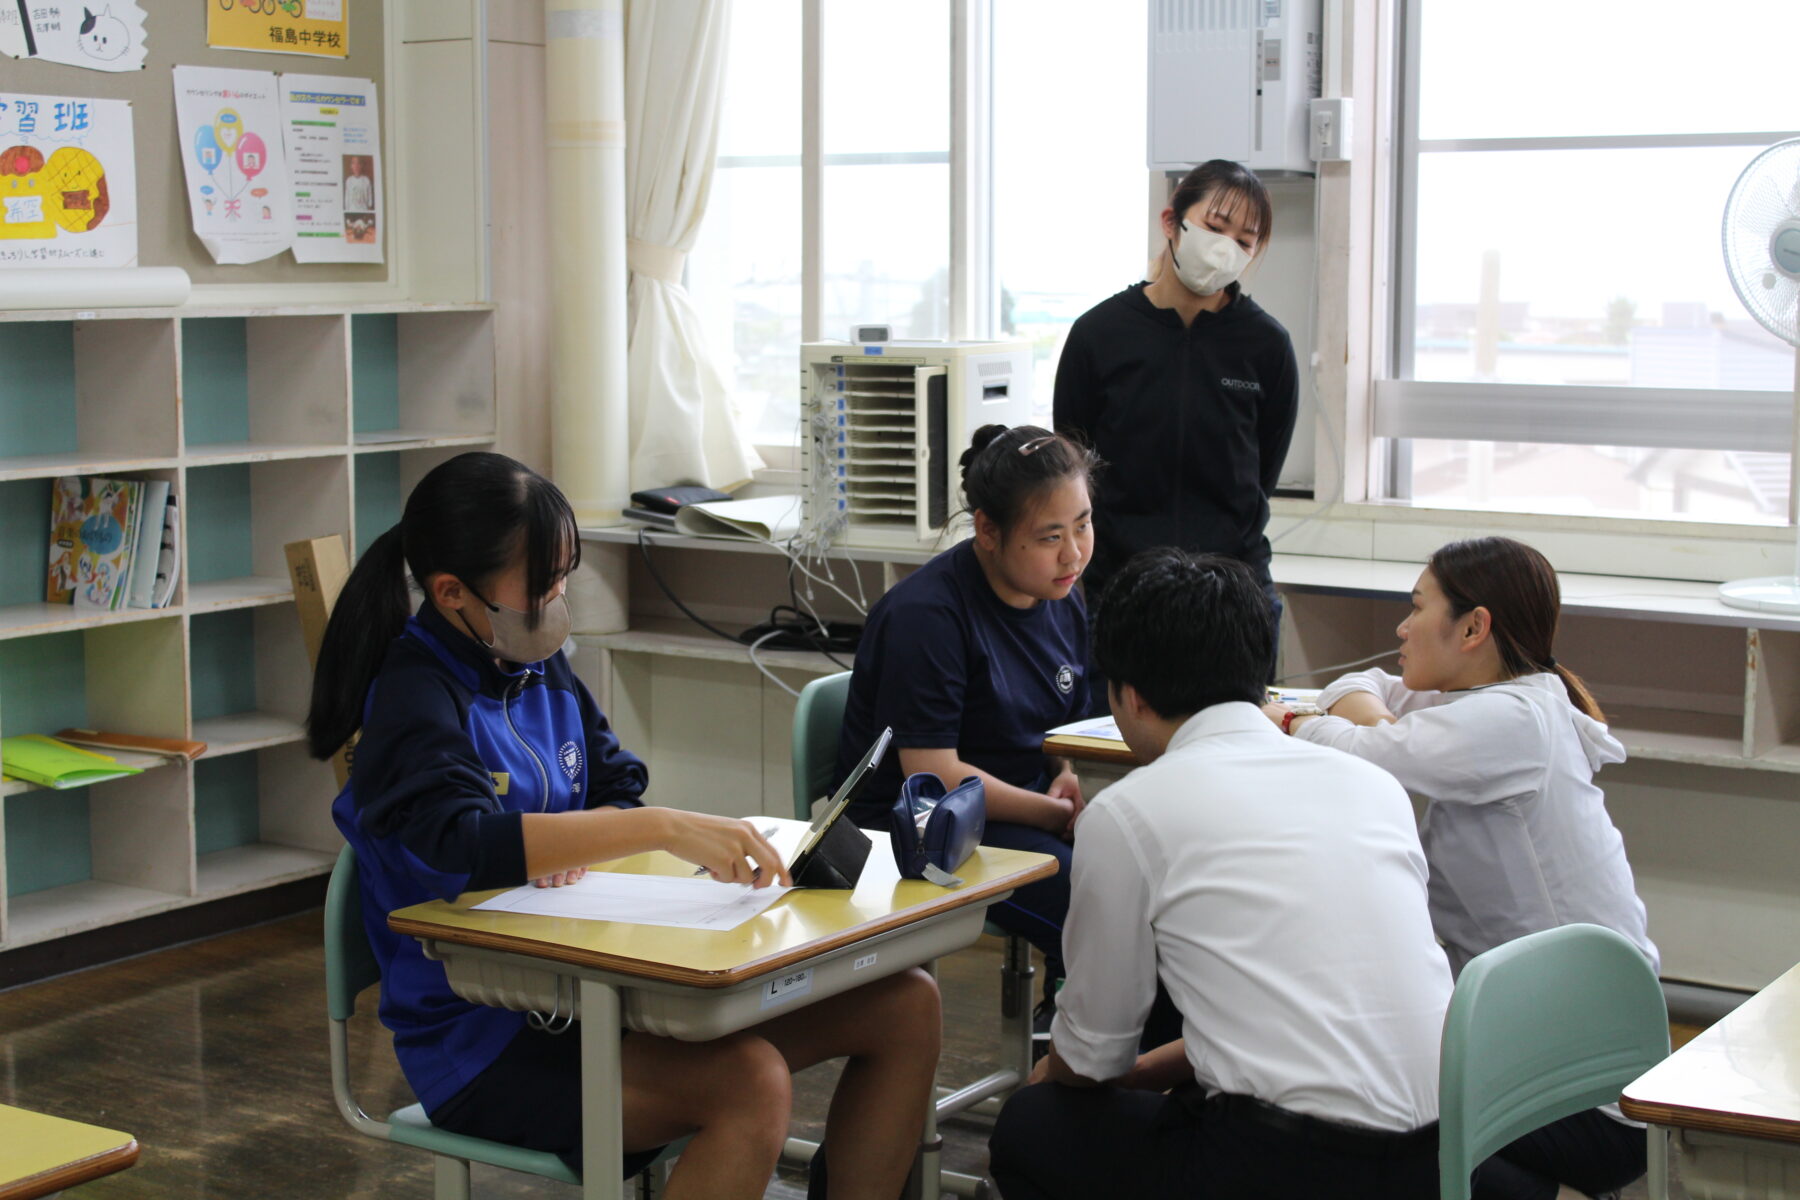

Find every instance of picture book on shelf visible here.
[48,476,143,611]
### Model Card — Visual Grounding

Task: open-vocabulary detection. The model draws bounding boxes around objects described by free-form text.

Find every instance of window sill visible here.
[1267,497,1794,584]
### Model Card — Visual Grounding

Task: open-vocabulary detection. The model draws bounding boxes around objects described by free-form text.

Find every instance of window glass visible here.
[992,0,1147,421]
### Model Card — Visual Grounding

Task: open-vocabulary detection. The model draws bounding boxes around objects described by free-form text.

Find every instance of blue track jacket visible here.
[331,602,646,1113]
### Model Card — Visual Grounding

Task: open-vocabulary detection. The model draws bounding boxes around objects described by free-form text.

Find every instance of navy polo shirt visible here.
[836,540,1090,821]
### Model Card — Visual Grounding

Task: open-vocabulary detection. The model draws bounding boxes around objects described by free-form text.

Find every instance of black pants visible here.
[990,1083,1439,1200]
[429,1023,665,1179]
[979,820,1073,987]
[1471,1108,1647,1200]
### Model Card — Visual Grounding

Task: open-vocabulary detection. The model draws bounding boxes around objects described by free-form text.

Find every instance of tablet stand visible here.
[793,818,871,890]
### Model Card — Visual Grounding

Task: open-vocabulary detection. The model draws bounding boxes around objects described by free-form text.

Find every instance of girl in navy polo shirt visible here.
[836,425,1098,1010]
[309,451,940,1199]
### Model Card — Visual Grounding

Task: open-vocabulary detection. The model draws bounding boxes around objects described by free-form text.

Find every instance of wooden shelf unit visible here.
[0,304,495,952]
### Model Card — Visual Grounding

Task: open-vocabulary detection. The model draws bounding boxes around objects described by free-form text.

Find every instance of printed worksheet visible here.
[279,74,382,263]
[172,65,292,264]
[1048,716,1123,741]
[472,874,794,932]
[0,91,136,268]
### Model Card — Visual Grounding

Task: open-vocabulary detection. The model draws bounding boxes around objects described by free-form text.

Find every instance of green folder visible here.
[0,735,145,790]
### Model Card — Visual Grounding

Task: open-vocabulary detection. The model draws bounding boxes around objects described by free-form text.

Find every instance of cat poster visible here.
[0,3,150,74]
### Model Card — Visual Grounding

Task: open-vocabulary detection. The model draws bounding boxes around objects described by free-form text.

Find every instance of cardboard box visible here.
[285,534,354,786]
[286,535,351,667]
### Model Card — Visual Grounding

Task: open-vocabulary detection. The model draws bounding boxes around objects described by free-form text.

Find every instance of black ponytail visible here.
[305,451,581,761]
[959,423,1104,536]
[307,525,409,758]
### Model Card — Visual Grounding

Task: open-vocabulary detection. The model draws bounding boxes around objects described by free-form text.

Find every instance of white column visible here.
[546,0,630,525]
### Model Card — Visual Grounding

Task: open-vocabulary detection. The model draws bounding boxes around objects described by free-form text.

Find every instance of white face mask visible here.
[1168,220,1252,296]
[460,589,572,665]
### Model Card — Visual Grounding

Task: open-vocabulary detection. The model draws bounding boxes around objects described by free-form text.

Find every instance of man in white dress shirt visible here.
[988,550,1454,1199]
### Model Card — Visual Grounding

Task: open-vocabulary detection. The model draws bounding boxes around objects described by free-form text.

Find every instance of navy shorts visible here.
[428,1023,666,1179]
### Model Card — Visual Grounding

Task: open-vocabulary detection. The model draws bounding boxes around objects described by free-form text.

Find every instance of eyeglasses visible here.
[1016,435,1056,456]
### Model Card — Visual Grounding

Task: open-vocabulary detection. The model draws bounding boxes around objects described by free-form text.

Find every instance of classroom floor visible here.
[0,914,1697,1199]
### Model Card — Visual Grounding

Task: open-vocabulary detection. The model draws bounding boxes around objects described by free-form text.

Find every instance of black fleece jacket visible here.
[1053,281,1298,592]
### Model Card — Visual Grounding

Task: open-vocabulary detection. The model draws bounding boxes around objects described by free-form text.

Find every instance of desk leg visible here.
[581,978,625,1200]
[910,961,943,1200]
[1646,1125,1670,1200]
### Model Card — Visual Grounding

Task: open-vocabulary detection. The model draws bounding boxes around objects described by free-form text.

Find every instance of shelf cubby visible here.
[0,319,180,481]
[352,444,473,556]
[185,456,351,611]
[0,478,54,615]
[194,743,337,900]
[350,309,496,449]
[1561,614,1748,766]
[0,467,184,634]
[0,618,189,744]
[180,315,350,462]
[1747,627,1800,768]
[189,607,311,760]
[2,725,193,948]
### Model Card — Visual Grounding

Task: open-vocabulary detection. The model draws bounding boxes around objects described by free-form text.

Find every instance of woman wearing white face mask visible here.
[1054,160,1297,700]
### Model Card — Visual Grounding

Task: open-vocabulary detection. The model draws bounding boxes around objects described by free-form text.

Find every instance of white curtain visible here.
[623,0,762,492]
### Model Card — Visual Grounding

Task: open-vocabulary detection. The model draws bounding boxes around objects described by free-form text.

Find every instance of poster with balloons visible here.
[0,91,138,268]
[172,65,291,264]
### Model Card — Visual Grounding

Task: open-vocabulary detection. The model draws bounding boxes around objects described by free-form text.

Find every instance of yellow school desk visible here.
[0,1105,138,1200]
[1042,730,1136,767]
[389,830,1058,1200]
[1622,959,1800,1199]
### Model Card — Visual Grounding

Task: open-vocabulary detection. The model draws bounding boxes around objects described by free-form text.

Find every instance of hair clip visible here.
[1016,435,1055,456]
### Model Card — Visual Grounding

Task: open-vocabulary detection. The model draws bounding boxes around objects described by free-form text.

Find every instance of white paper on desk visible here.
[472,873,793,931]
[1048,716,1123,741]
[673,494,801,542]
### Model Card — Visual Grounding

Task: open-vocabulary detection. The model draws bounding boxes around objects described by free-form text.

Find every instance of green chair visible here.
[1438,922,1671,1200]
[791,671,1035,1128]
[325,845,677,1199]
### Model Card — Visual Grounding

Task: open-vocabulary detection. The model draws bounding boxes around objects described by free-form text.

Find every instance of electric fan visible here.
[1719,137,1800,614]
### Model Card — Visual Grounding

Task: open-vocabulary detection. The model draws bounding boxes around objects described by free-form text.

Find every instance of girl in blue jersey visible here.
[308,451,940,1200]
[836,425,1098,1011]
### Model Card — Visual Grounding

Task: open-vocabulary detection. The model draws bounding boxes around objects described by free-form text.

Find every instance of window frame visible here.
[719,0,989,459]
[1380,0,1800,512]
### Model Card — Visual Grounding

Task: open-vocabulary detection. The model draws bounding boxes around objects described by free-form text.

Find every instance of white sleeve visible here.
[1049,801,1160,1083]
[1314,669,1449,718]
[1294,691,1548,805]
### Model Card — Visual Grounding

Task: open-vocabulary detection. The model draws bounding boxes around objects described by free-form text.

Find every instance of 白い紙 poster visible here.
[280,74,383,263]
[172,65,292,264]
[0,92,137,268]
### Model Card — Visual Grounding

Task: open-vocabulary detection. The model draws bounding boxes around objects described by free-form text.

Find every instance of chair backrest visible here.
[1438,923,1670,1200]
[791,671,853,820]
[324,844,382,1024]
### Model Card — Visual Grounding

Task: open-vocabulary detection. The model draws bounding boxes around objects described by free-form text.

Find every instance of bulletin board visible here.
[1,1,389,286]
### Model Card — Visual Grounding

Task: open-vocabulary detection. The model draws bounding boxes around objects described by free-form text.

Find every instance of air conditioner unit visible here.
[801,339,1033,550]
[1149,0,1322,174]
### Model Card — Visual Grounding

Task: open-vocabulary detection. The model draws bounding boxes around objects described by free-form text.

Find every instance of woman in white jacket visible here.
[1264,536,1656,1200]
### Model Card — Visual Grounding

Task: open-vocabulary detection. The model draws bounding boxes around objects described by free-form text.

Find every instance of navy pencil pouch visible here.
[890,772,985,886]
